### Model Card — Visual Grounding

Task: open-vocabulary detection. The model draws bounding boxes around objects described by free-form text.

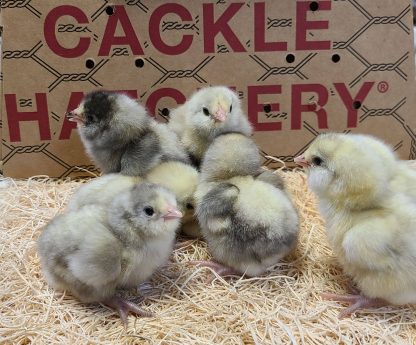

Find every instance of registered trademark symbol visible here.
[377,81,389,93]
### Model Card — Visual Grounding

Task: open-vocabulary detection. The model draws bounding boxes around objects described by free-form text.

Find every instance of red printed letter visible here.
[291,84,328,129]
[334,82,374,128]
[203,3,245,53]
[6,93,51,142]
[254,3,287,52]
[149,4,193,55]
[146,88,186,117]
[296,1,331,50]
[99,5,144,56]
[248,85,282,131]
[44,6,90,58]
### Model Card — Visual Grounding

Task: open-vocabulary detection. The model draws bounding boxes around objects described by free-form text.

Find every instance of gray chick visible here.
[193,133,299,278]
[168,86,252,167]
[66,164,200,238]
[38,183,182,326]
[66,173,142,212]
[67,90,190,175]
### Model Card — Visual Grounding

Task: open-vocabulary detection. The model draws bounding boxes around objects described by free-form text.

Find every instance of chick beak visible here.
[213,107,227,122]
[65,109,85,124]
[294,155,311,168]
[163,205,183,221]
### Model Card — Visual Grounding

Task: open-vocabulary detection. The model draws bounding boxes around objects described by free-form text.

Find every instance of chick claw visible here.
[188,260,241,283]
[321,293,386,319]
[104,296,154,328]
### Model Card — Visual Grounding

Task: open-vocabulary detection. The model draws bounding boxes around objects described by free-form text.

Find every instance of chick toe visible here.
[189,260,242,283]
[104,296,153,327]
[321,293,387,318]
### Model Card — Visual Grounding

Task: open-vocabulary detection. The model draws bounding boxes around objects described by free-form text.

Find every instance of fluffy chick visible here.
[199,132,262,182]
[67,163,200,237]
[67,90,189,175]
[66,173,142,212]
[38,183,182,326]
[295,133,416,318]
[168,86,252,167]
[194,133,299,277]
[255,170,285,190]
[145,161,201,238]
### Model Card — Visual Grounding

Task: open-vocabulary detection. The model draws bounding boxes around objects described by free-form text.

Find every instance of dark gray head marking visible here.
[83,90,116,127]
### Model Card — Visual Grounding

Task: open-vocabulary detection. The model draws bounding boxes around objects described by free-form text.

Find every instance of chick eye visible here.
[312,156,323,166]
[144,206,154,216]
[186,203,194,210]
[86,114,94,123]
[229,105,232,112]
[202,107,210,116]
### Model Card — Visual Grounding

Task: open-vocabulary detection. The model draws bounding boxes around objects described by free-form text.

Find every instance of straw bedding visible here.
[1,165,415,345]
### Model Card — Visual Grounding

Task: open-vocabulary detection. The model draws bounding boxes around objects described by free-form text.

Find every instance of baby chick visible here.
[168,86,252,167]
[67,90,189,175]
[38,183,182,327]
[66,173,142,212]
[255,170,285,190]
[67,163,200,237]
[193,133,299,278]
[199,132,262,182]
[145,161,201,238]
[295,133,416,318]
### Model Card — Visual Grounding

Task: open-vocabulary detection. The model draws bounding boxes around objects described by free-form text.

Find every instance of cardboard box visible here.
[1,0,415,178]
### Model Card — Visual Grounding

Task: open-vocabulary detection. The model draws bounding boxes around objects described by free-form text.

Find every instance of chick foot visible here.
[104,296,154,327]
[321,293,387,318]
[188,260,241,283]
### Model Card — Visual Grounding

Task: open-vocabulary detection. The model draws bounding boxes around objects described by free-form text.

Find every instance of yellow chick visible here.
[193,133,299,279]
[145,161,201,238]
[295,133,416,318]
[168,86,252,167]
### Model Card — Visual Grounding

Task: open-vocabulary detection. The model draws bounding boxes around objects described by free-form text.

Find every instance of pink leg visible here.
[188,260,242,283]
[321,293,387,318]
[104,296,154,328]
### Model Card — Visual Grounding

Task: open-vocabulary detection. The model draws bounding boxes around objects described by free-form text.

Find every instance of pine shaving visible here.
[1,163,415,344]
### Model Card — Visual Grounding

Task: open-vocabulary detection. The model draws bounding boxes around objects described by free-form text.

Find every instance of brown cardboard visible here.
[1,0,415,178]
[0,6,3,173]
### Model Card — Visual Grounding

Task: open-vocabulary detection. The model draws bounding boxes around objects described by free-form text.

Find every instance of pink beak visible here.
[294,155,310,167]
[213,107,226,122]
[66,110,85,124]
[163,205,183,221]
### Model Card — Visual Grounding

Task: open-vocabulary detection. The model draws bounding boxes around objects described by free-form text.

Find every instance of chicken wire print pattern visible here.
[1,0,415,177]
